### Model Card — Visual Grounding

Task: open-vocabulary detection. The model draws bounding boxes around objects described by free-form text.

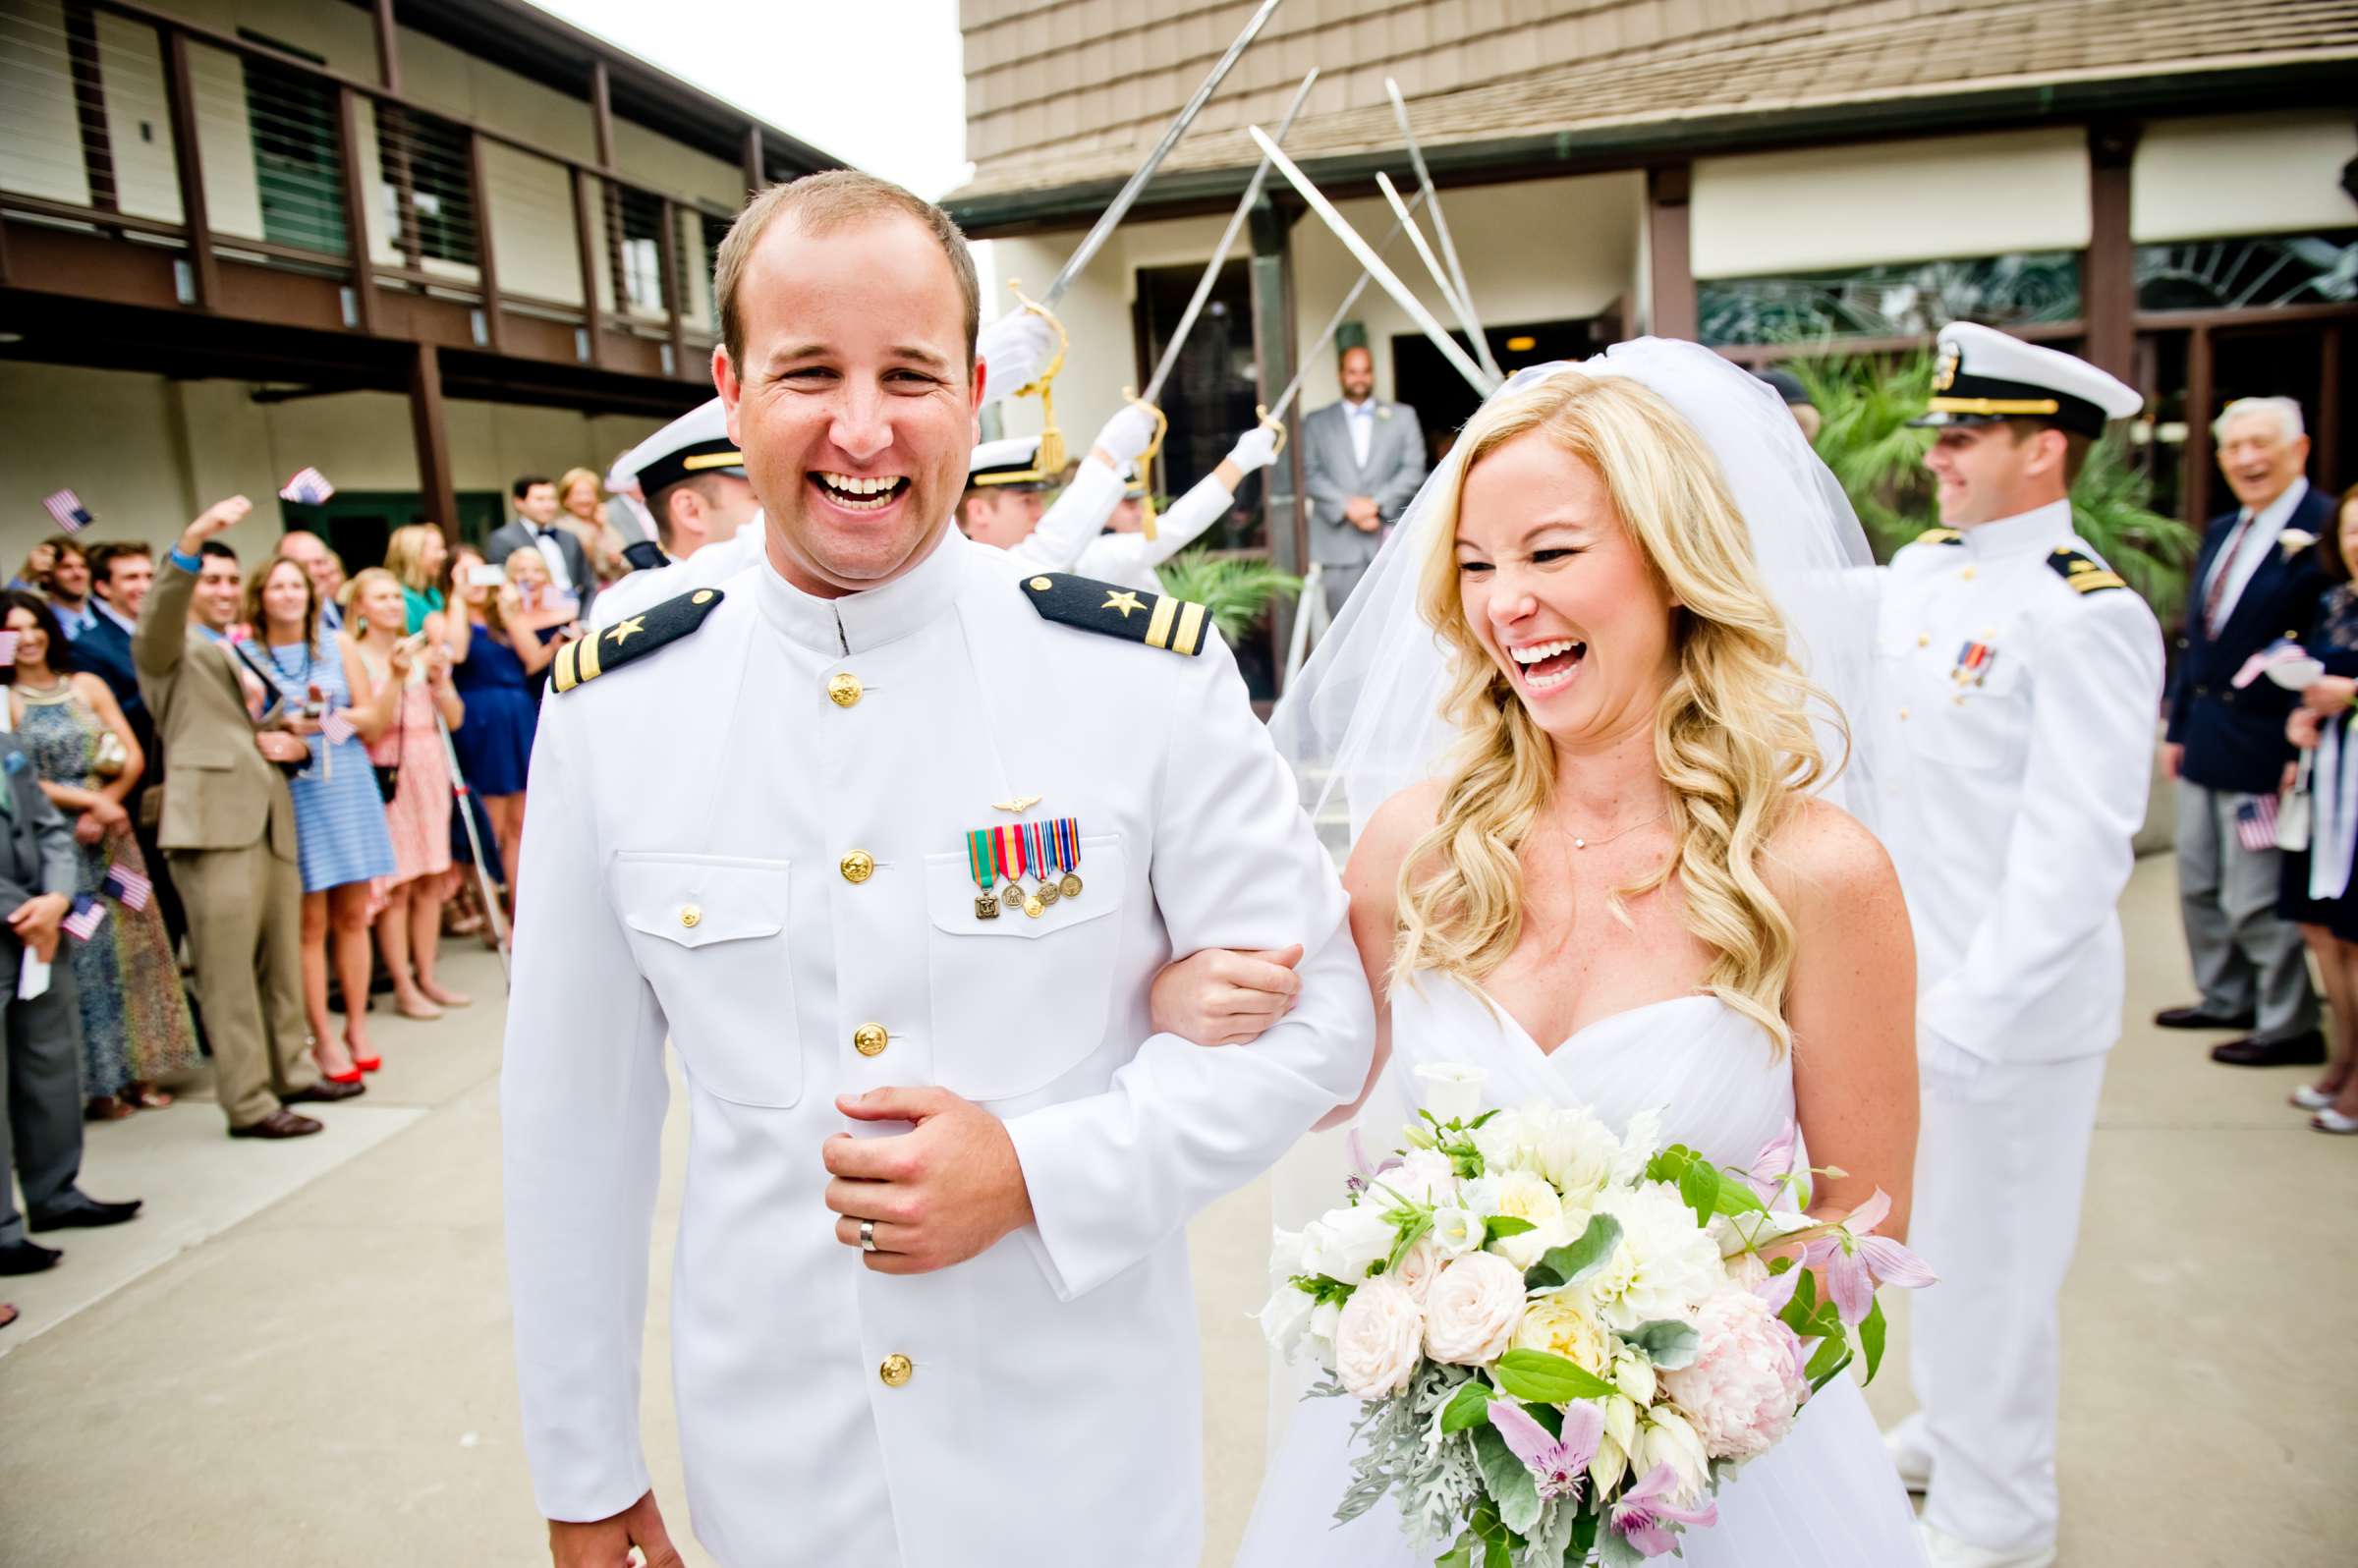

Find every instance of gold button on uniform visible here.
[1898,707,1911,721]
[853,1023,888,1058]
[1917,633,1931,647]
[840,851,874,884]
[878,1353,913,1387]
[679,904,702,929]
[826,672,863,708]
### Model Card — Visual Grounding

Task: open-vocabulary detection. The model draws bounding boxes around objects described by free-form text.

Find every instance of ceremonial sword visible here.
[1385,77,1499,380]
[1374,171,1472,334]
[1260,187,1427,425]
[1002,0,1289,473]
[1248,126,1499,399]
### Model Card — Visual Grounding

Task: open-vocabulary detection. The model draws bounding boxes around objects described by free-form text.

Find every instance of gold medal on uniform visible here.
[995,823,1042,918]
[1051,815,1084,899]
[1025,820,1061,907]
[966,828,1001,921]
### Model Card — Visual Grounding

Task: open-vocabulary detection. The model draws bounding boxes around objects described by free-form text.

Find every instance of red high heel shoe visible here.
[353,1053,383,1074]
[324,1065,365,1086]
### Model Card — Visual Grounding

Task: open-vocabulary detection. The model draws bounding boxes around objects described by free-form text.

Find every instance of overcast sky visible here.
[535,0,974,199]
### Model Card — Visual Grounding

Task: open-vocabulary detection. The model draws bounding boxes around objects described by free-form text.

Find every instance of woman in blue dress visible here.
[446,544,555,894]
[245,553,398,1081]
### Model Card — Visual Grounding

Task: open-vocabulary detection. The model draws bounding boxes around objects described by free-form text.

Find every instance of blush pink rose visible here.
[1422,1252,1527,1366]
[1333,1276,1427,1398]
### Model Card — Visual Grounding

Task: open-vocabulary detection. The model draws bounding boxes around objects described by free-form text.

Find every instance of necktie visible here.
[2202,512,2258,636]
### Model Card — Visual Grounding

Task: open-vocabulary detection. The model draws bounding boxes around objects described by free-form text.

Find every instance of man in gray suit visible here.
[1,731,142,1276]
[487,476,598,622]
[1300,344,1428,619]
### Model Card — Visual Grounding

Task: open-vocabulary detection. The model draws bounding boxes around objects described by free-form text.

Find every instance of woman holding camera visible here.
[446,545,546,896]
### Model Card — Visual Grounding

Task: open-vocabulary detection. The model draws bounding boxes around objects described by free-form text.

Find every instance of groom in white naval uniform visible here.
[1870,323,2162,1568]
[501,170,1373,1568]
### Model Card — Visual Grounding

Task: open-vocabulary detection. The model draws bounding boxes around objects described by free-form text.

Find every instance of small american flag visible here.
[62,894,107,943]
[278,467,335,505]
[41,489,92,532]
[319,708,355,745]
[104,862,151,911]
[2236,795,2280,853]
[2232,639,2310,691]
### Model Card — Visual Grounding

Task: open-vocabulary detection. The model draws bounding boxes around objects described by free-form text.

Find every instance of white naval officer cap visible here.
[966,435,1053,491]
[1910,321,2143,439]
[608,398,745,500]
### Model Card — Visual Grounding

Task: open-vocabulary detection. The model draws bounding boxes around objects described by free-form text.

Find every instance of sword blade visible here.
[1248,126,1497,399]
[1041,0,1287,308]
[1384,77,1499,379]
[1374,171,1468,327]
[1141,70,1319,406]
[1264,189,1426,423]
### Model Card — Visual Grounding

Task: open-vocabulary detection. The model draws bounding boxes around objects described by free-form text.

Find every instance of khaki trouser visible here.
[168,838,316,1128]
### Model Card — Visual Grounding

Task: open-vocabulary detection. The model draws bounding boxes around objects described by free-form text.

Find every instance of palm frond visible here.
[1152,550,1304,642]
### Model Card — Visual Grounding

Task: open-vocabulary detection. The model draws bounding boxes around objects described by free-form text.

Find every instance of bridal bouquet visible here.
[1259,1062,1933,1567]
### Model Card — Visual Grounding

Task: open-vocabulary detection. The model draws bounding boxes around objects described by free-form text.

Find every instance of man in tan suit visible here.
[134,497,362,1138]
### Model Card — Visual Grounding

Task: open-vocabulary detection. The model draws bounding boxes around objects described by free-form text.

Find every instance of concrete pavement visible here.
[2,855,2352,1565]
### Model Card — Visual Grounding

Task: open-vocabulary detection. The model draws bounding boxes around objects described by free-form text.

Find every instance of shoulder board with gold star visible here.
[1913,528,1965,547]
[549,588,724,695]
[2047,548,2127,595]
[1020,572,1212,657]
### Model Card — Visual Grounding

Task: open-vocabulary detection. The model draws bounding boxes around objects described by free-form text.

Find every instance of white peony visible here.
[1422,1252,1528,1365]
[1300,1202,1400,1285]
[1485,1168,1569,1269]
[1378,1148,1458,1206]
[1583,1183,1729,1330]
[1470,1108,1532,1175]
[1528,1105,1621,1204]
[1430,1205,1485,1257]
[1332,1276,1428,1398]
[1389,1234,1442,1304]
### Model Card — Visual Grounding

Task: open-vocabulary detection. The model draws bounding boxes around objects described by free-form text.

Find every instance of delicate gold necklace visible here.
[1566,807,1667,851]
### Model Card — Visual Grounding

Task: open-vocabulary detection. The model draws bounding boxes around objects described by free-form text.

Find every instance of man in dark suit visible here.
[2161,395,2331,1066]
[486,475,596,622]
[77,542,185,953]
[0,730,141,1276]
[1301,345,1427,621]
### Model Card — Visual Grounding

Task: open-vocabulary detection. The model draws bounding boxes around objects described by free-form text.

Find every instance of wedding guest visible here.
[2,592,198,1118]
[498,547,584,703]
[345,569,469,1019]
[247,556,397,1080]
[488,476,596,620]
[2281,482,2358,1135]
[38,537,96,641]
[77,542,183,952]
[1302,344,1427,619]
[557,467,631,587]
[384,524,451,639]
[9,539,57,593]
[276,529,346,634]
[445,545,548,893]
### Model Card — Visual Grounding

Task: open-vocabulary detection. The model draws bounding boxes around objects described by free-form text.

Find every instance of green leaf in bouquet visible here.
[1523,1213,1623,1292]
[1434,1536,1475,1568]
[1569,1506,1600,1562]
[1598,1523,1647,1567]
[1385,1211,1435,1275]
[1643,1145,1695,1185]
[1470,1108,1503,1129]
[1484,1537,1513,1568]
[1483,1215,1538,1240]
[1775,1266,1820,1335]
[1804,1333,1852,1390]
[1440,1379,1495,1434]
[1711,1174,1767,1216]
[1492,1348,1621,1404]
[1625,1318,1702,1371]
[1859,1296,1887,1383]
[1677,1158,1720,1227]
[1290,1272,1357,1308]
[1472,1423,1545,1536]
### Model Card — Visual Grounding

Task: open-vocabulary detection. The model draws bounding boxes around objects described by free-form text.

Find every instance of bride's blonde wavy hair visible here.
[1392,370,1844,1053]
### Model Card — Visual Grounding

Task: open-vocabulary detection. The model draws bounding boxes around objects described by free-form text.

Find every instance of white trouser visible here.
[1905,1050,2107,1555]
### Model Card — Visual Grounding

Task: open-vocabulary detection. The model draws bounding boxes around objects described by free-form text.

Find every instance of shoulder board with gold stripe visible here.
[1912,528,1964,547]
[550,588,725,695]
[2048,548,2126,595]
[1020,572,1212,657]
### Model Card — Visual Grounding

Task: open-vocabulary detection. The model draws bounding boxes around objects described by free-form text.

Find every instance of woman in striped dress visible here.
[2283,483,2358,1134]
[1,591,199,1116]
[247,555,397,1081]
[346,568,470,1020]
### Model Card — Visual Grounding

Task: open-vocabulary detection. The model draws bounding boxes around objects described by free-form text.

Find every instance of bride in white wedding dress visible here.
[1154,344,1931,1565]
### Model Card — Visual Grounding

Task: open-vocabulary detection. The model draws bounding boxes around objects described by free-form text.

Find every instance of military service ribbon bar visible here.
[968,828,1003,920]
[962,815,1086,919]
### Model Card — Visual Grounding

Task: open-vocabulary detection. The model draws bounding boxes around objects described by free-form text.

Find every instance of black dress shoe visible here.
[280,1079,365,1105]
[228,1109,324,1140]
[2211,1031,2329,1067]
[2155,1004,2257,1031]
[0,1239,63,1276]
[27,1197,142,1232]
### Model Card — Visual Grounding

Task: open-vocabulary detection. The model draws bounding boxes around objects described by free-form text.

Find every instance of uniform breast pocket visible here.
[922,835,1129,1101]
[1917,653,2031,773]
[611,853,802,1108]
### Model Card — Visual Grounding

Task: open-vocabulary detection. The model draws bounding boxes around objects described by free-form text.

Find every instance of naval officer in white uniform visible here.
[1869,323,2162,1568]
[503,170,1373,1568]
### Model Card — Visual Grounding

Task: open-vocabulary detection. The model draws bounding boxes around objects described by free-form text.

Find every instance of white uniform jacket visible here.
[589,525,766,630]
[1075,474,1239,597]
[1864,501,2164,1068]
[502,528,1373,1568]
[1008,456,1122,572]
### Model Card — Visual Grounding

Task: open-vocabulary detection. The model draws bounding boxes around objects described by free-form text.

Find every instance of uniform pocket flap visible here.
[613,853,789,948]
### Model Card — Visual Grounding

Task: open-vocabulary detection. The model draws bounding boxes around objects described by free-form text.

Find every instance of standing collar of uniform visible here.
[754,521,968,653]
[1961,498,2075,558]
[2242,475,2310,532]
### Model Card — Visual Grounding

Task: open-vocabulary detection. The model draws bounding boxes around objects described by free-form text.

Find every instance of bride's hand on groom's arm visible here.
[821,1088,1037,1274]
[1148,943,1305,1045]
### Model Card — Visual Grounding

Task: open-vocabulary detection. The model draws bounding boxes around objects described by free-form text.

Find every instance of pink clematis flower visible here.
[1610,1461,1719,1555]
[1805,1189,1937,1324]
[1487,1399,1606,1504]
[1746,1123,1800,1204]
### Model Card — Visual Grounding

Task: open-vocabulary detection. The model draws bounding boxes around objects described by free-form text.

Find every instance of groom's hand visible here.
[547,1489,681,1567]
[823,1088,1035,1273]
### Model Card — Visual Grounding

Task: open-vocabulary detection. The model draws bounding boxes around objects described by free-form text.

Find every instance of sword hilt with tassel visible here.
[1120,389,1169,541]
[1005,279,1071,476]
[1255,403,1289,459]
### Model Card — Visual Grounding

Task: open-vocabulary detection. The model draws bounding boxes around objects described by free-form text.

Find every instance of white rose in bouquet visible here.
[1584,1183,1729,1330]
[1333,1276,1427,1398]
[1414,1061,1489,1124]
[1301,1202,1400,1285]
[1509,1293,1614,1377]
[1660,1284,1810,1461]
[1389,1233,1442,1304]
[1422,1252,1526,1365]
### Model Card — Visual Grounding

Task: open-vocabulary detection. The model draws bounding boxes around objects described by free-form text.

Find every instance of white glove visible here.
[1094,404,1160,467]
[977,312,1057,405]
[1225,425,1280,475]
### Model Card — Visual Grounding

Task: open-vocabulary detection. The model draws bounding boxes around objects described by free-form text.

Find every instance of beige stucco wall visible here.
[2131,112,2358,243]
[988,172,1644,456]
[1691,130,2092,279]
[0,364,660,565]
